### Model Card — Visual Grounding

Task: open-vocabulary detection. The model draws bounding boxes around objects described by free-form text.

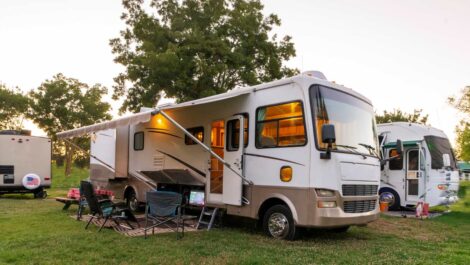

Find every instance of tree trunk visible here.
[64,143,73,176]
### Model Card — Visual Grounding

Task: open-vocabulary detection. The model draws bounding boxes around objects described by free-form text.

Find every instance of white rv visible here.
[0,130,51,198]
[58,72,381,239]
[378,122,459,209]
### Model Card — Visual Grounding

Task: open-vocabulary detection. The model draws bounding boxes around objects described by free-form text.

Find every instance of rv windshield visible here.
[424,135,457,170]
[310,85,378,156]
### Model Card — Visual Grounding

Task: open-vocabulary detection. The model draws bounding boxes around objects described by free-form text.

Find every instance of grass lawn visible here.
[1,167,469,264]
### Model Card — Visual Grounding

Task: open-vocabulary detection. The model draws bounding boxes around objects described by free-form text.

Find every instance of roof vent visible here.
[302,71,327,80]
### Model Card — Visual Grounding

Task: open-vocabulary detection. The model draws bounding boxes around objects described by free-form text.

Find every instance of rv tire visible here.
[263,204,298,240]
[379,188,400,210]
[34,189,47,199]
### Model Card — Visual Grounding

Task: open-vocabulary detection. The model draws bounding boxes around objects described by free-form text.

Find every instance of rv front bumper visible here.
[303,194,380,228]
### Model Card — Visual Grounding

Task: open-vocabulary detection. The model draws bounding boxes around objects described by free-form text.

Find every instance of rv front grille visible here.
[342,185,378,196]
[0,165,14,175]
[343,200,376,213]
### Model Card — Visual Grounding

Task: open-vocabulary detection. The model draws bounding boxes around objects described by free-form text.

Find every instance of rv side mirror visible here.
[320,124,335,160]
[396,139,403,155]
[443,154,451,168]
[321,124,336,144]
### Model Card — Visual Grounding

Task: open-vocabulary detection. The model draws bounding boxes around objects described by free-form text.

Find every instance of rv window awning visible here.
[56,110,153,139]
[56,88,251,139]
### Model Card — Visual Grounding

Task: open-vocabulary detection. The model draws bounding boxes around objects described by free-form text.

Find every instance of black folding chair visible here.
[144,191,184,239]
[80,181,135,232]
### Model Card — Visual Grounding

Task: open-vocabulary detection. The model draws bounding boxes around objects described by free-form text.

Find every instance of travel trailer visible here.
[58,72,381,239]
[0,130,51,198]
[378,122,459,209]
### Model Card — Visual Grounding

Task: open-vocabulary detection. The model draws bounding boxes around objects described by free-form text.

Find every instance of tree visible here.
[28,74,112,176]
[110,0,298,113]
[0,84,29,130]
[375,109,429,125]
[449,86,470,160]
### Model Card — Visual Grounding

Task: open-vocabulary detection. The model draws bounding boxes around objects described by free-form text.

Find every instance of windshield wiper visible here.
[358,143,380,158]
[334,144,367,159]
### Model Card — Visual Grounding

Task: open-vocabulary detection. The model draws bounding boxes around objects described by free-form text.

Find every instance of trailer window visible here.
[134,132,144,150]
[226,117,248,151]
[389,149,403,170]
[256,101,306,148]
[185,127,204,145]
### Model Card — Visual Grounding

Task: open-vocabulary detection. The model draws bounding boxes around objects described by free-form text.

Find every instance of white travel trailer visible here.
[378,122,459,209]
[58,72,381,239]
[0,130,51,198]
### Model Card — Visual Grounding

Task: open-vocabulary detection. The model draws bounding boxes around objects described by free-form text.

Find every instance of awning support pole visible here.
[157,109,253,185]
[62,138,157,188]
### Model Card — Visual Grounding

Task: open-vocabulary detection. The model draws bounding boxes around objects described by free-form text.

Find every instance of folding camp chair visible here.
[144,191,184,239]
[80,181,135,232]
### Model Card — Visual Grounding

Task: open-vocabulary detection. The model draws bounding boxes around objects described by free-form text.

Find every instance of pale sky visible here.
[1,0,469,144]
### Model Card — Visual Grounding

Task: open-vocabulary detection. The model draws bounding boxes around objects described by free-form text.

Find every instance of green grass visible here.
[1,168,469,264]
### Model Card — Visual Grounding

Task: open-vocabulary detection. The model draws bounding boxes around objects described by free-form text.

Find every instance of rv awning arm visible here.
[61,138,157,188]
[155,109,254,185]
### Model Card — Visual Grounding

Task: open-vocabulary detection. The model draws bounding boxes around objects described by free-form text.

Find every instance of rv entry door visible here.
[406,148,425,202]
[223,115,245,206]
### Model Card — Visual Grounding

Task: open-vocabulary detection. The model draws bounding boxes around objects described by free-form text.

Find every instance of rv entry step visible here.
[196,207,220,231]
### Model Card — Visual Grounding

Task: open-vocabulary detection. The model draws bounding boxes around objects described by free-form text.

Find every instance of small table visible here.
[55,197,79,210]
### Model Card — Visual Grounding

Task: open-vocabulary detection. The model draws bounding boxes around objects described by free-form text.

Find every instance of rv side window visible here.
[388,149,403,170]
[226,117,248,151]
[134,132,144,151]
[185,127,204,145]
[255,101,306,148]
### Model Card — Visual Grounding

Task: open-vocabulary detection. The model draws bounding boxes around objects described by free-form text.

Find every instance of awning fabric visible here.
[56,110,153,139]
[56,88,251,139]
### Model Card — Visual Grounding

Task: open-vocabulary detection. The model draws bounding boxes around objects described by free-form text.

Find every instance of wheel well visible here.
[379,187,396,194]
[124,186,136,199]
[257,198,288,221]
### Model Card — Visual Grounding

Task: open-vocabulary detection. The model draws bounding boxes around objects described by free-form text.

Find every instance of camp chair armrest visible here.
[98,199,112,204]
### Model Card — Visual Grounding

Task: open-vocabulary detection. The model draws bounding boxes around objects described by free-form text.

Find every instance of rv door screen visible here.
[223,115,245,205]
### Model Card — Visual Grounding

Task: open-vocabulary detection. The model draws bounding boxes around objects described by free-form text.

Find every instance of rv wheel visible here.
[379,188,400,211]
[34,189,47,199]
[263,205,298,240]
[126,189,139,212]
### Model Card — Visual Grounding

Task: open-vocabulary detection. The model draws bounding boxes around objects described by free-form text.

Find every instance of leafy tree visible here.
[110,0,298,113]
[0,84,29,130]
[375,109,429,125]
[449,86,470,160]
[28,74,112,176]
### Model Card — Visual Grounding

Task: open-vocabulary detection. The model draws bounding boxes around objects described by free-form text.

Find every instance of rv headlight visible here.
[315,189,335,197]
[437,184,448,191]
[317,201,337,208]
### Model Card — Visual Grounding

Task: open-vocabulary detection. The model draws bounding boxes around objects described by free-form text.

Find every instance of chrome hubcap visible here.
[128,196,138,211]
[268,213,289,238]
[380,192,395,206]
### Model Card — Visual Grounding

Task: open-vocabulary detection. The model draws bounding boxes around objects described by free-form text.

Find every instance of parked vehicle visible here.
[0,130,51,198]
[457,161,470,181]
[58,71,381,239]
[378,122,459,209]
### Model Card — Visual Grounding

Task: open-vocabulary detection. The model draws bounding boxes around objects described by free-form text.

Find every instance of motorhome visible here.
[58,72,381,239]
[378,122,459,209]
[0,130,51,198]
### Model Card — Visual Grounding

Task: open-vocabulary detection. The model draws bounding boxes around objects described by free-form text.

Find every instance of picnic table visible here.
[55,188,115,220]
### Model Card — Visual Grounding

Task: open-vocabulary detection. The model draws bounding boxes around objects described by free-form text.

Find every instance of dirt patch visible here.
[368,216,448,242]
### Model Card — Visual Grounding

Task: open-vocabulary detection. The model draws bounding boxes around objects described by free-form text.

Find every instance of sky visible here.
[1,0,469,144]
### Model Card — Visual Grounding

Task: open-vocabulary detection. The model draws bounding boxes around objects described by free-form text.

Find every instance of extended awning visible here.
[56,88,251,139]
[56,110,154,139]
